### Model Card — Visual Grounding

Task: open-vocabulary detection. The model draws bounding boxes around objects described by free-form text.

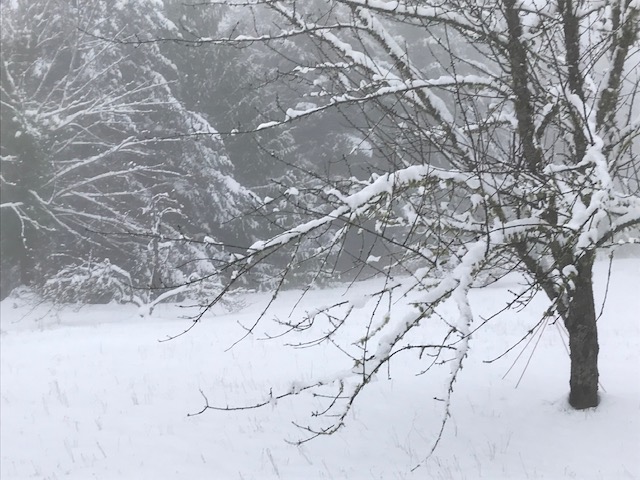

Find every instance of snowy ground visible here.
[1,257,639,479]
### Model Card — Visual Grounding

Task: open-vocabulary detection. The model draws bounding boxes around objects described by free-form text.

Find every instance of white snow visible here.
[1,257,639,479]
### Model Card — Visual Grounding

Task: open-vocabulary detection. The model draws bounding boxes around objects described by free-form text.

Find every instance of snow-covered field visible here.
[1,257,639,479]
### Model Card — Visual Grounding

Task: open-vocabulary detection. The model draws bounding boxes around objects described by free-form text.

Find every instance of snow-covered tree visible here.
[161,1,376,189]
[0,0,257,301]
[176,0,639,444]
[155,1,397,288]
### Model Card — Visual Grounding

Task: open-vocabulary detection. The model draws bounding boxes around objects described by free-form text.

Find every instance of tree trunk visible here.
[564,253,599,409]
[19,241,35,286]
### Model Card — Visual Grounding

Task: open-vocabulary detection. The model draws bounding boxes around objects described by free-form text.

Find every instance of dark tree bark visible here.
[565,253,599,409]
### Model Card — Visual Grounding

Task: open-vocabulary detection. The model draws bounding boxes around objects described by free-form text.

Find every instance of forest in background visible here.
[1,0,380,304]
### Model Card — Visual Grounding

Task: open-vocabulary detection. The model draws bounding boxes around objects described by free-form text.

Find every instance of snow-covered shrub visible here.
[42,260,134,304]
[4,285,42,309]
